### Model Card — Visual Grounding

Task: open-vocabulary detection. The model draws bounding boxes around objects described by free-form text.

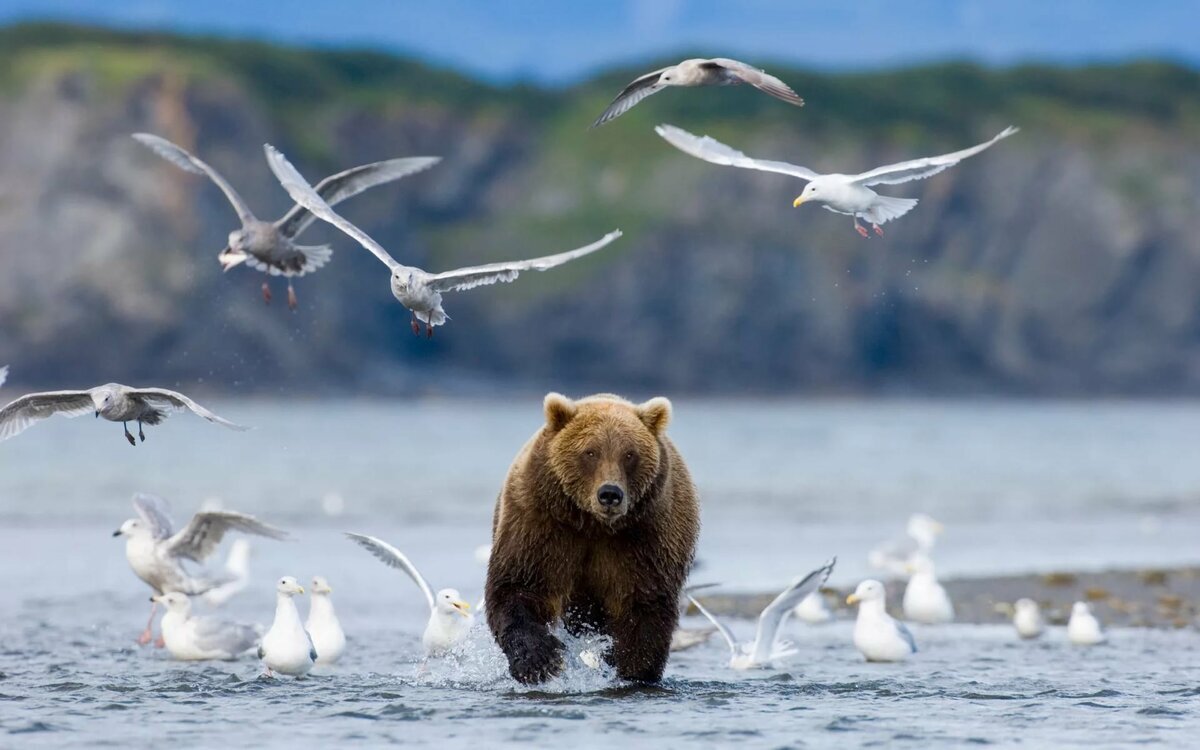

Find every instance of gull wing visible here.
[685,589,738,657]
[132,493,175,540]
[345,532,436,612]
[590,67,670,128]
[868,534,918,575]
[134,388,248,431]
[132,133,256,224]
[707,58,805,106]
[192,616,260,656]
[850,126,1019,186]
[0,390,95,441]
[749,557,836,665]
[895,620,918,653]
[264,144,402,271]
[0,365,7,389]
[424,230,621,294]
[275,156,441,239]
[655,125,819,181]
[165,511,288,563]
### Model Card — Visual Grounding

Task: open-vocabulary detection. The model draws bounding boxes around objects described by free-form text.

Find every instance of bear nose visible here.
[597,484,624,507]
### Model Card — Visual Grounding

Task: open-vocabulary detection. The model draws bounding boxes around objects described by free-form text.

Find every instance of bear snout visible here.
[597,483,625,508]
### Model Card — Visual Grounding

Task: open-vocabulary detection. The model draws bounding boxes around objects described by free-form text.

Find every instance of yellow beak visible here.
[846,594,860,605]
[792,196,808,207]
[297,586,306,595]
[453,600,471,617]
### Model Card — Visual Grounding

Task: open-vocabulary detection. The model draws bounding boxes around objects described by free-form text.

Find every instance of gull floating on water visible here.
[869,513,945,576]
[847,580,917,662]
[114,493,288,645]
[134,133,439,310]
[902,554,955,624]
[260,576,317,677]
[656,124,1018,237]
[346,533,473,655]
[265,143,622,337]
[152,592,260,661]
[1013,598,1045,640]
[1067,601,1105,645]
[792,591,834,624]
[201,539,253,608]
[305,576,346,666]
[592,58,803,128]
[687,557,836,670]
[0,383,248,445]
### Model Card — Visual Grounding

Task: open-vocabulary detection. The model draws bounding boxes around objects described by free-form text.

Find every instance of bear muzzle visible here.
[596,483,626,517]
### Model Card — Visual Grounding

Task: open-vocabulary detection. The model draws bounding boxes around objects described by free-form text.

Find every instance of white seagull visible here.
[592,58,804,128]
[345,533,473,656]
[0,365,7,389]
[1013,598,1045,640]
[869,513,945,576]
[792,591,834,624]
[152,592,260,661]
[259,576,317,677]
[686,557,836,670]
[0,383,247,445]
[305,576,346,666]
[264,143,622,337]
[113,493,288,645]
[1067,601,1106,646]
[656,124,1018,237]
[902,554,955,624]
[847,579,917,663]
[134,133,439,309]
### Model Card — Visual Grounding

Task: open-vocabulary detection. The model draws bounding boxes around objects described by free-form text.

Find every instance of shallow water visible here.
[2,399,1199,746]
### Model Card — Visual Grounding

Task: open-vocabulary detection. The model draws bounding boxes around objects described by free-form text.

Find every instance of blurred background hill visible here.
[0,22,1197,396]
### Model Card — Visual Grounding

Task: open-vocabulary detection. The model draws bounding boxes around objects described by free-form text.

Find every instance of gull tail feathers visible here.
[864,196,919,225]
[295,244,333,274]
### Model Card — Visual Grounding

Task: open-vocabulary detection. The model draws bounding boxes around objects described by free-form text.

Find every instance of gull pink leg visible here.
[137,602,158,645]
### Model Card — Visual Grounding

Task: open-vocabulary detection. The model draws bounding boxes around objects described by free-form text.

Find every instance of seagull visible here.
[655,124,1018,237]
[305,576,346,666]
[1013,598,1045,640]
[902,554,954,624]
[792,591,834,624]
[686,557,836,670]
[133,133,439,310]
[264,143,622,337]
[113,493,288,645]
[1067,601,1106,646]
[847,579,917,663]
[200,539,252,608]
[259,576,317,677]
[0,383,248,445]
[869,513,945,576]
[345,533,473,656]
[592,58,804,128]
[152,592,260,661]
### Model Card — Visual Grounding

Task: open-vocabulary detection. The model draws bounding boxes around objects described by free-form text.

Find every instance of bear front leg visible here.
[608,591,678,683]
[487,587,565,685]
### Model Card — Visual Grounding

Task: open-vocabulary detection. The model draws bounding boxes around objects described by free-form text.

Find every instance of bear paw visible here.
[507,631,565,685]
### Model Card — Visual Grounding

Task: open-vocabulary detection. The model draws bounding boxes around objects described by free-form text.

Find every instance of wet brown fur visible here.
[485,393,700,684]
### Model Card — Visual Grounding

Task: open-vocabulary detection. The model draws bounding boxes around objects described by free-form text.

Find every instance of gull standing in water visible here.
[345,533,473,655]
[152,592,260,661]
[902,554,955,624]
[265,144,622,337]
[656,124,1018,237]
[868,513,945,576]
[1067,602,1106,645]
[133,133,439,309]
[0,383,247,445]
[592,58,804,127]
[686,558,836,670]
[847,580,917,663]
[1013,598,1045,640]
[113,493,288,645]
[305,577,346,666]
[260,577,317,677]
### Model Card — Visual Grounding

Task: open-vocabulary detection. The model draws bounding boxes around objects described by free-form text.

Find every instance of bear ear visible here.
[636,397,672,436]
[543,392,577,432]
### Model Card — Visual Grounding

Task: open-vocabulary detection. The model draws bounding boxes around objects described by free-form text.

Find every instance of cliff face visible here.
[0,25,1198,395]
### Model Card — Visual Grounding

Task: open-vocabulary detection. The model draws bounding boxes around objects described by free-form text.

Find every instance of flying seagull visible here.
[133,133,439,309]
[656,124,1019,237]
[114,493,288,645]
[0,383,248,445]
[592,58,804,128]
[265,143,622,337]
[346,532,473,655]
[686,557,835,670]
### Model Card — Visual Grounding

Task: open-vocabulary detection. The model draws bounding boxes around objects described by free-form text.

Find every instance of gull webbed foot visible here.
[123,423,136,447]
[261,282,272,305]
[854,220,870,239]
[873,224,884,237]
[411,315,421,337]
[287,283,298,311]
[138,422,145,442]
[136,628,153,646]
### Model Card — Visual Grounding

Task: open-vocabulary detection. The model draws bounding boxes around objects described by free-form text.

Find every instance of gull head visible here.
[390,269,415,295]
[90,386,119,416]
[792,181,822,208]
[1015,598,1040,616]
[219,229,250,271]
[847,579,886,606]
[1071,601,1093,618]
[112,518,149,539]
[435,588,471,618]
[908,513,944,547]
[311,576,333,595]
[276,576,305,597]
[151,591,191,613]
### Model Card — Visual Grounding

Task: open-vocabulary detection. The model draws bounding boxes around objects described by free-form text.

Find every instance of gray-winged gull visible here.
[259,576,317,677]
[152,592,260,660]
[869,513,945,576]
[847,579,917,662]
[1067,601,1105,645]
[901,554,954,624]
[305,576,346,665]
[1013,598,1045,640]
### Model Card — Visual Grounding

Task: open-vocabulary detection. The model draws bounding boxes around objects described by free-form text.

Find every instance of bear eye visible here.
[584,449,596,459]
[624,450,635,461]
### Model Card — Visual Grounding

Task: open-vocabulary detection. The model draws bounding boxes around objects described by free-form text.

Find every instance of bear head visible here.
[541,392,672,526]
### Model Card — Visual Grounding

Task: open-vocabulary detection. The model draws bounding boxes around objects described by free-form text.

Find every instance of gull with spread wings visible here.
[133,133,439,309]
[0,383,247,445]
[656,124,1019,237]
[592,58,804,128]
[264,143,622,337]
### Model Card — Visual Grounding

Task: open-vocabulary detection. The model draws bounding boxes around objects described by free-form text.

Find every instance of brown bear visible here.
[485,392,700,685]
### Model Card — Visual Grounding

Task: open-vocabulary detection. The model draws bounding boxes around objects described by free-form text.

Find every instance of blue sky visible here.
[1,0,1195,82]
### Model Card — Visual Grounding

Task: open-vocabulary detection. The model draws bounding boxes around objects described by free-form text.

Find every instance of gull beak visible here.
[297,586,306,595]
[150,595,162,603]
[904,564,917,574]
[792,196,808,207]
[846,594,860,605]
[453,600,471,617]
[112,529,122,537]
[95,411,100,418]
